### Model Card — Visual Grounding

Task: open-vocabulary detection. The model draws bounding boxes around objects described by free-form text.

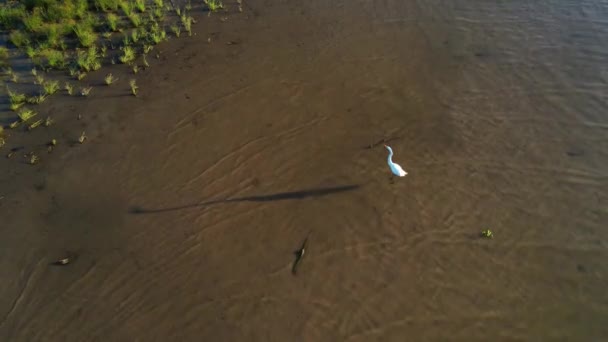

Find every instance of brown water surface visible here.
[1,0,607,341]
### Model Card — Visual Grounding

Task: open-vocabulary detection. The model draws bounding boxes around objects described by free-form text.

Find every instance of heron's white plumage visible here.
[384,145,407,177]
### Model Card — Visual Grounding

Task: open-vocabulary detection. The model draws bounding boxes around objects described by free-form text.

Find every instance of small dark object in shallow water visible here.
[292,234,309,275]
[51,253,77,266]
[52,257,70,266]
[566,149,584,157]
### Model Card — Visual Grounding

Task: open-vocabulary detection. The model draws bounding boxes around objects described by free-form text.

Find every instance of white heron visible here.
[384,145,407,177]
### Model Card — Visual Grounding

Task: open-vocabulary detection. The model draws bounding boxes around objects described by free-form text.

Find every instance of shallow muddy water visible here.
[1,0,607,341]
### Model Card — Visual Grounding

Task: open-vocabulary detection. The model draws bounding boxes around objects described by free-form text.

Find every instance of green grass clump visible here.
[205,0,224,11]
[7,87,26,108]
[27,94,47,104]
[148,22,166,44]
[43,80,60,95]
[80,86,92,96]
[170,24,180,38]
[76,46,101,71]
[0,46,8,68]
[93,0,121,12]
[9,30,30,48]
[128,12,141,27]
[18,108,37,122]
[39,49,67,69]
[104,73,117,85]
[181,16,194,36]
[134,0,146,13]
[64,82,74,95]
[129,79,138,96]
[0,5,27,28]
[74,23,98,48]
[120,1,133,16]
[119,45,136,64]
[106,13,119,31]
[131,29,141,43]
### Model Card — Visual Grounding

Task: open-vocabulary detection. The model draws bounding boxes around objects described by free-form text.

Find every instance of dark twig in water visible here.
[292,234,310,275]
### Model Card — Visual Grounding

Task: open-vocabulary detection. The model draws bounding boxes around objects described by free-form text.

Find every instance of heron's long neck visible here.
[387,149,394,163]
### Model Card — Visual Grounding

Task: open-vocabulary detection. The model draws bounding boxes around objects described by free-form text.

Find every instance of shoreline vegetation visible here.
[0,0,231,161]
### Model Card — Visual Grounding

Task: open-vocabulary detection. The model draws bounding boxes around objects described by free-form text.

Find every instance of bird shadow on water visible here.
[128,184,362,214]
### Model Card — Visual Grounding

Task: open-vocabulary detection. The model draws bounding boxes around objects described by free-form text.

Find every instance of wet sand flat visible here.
[1,0,607,341]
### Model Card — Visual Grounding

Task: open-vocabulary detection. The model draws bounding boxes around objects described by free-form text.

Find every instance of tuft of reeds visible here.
[35,74,45,85]
[64,82,74,95]
[119,46,136,64]
[43,80,60,95]
[27,119,43,131]
[106,13,119,32]
[129,79,138,96]
[171,25,181,38]
[7,87,26,109]
[80,87,93,97]
[27,94,47,104]
[18,108,37,122]
[104,73,118,85]
[134,0,146,12]
[205,0,224,11]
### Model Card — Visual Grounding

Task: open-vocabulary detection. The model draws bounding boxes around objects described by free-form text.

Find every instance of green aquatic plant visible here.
[106,12,119,31]
[64,82,74,95]
[120,1,133,16]
[44,116,54,127]
[74,23,98,48]
[29,153,39,165]
[27,93,48,104]
[80,87,93,97]
[77,71,87,80]
[134,0,146,12]
[43,80,60,95]
[129,79,138,96]
[120,46,136,64]
[18,108,37,122]
[27,119,43,131]
[7,87,26,107]
[0,46,9,67]
[205,0,224,11]
[35,74,45,85]
[128,12,141,27]
[170,24,181,38]
[104,73,118,85]
[182,16,194,36]
[480,229,493,239]
[9,30,29,48]
[148,22,166,44]
[76,46,101,72]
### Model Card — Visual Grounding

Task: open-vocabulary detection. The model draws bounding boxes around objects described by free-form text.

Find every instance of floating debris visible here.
[52,257,70,266]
